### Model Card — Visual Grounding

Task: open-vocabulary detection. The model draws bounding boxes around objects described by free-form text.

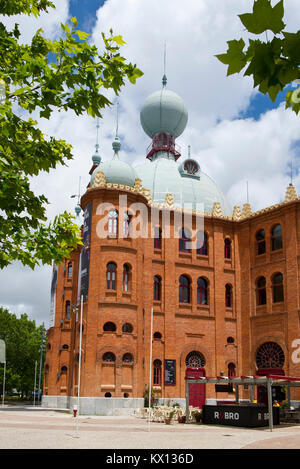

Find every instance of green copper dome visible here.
[140,87,188,138]
[90,136,138,188]
[134,154,231,216]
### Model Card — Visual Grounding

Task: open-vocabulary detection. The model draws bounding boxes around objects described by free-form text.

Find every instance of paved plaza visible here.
[0,406,300,450]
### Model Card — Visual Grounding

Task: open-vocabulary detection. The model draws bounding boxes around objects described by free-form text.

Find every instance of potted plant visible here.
[178,415,186,424]
[193,410,202,423]
[165,410,175,425]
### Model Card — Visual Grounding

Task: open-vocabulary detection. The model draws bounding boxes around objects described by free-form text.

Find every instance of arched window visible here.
[256,342,285,369]
[65,300,71,320]
[228,363,236,377]
[224,238,231,259]
[153,331,162,340]
[272,273,284,303]
[103,322,116,332]
[122,353,133,364]
[179,229,191,253]
[123,212,131,238]
[67,262,72,278]
[197,277,208,305]
[271,224,283,251]
[123,263,131,292]
[153,359,162,385]
[154,227,162,250]
[153,275,161,301]
[61,366,68,374]
[256,276,266,305]
[102,352,116,363]
[225,284,232,308]
[106,262,117,290]
[185,351,206,368]
[122,323,133,333]
[196,231,208,256]
[256,229,266,255]
[179,275,190,303]
[108,209,118,235]
[105,392,112,397]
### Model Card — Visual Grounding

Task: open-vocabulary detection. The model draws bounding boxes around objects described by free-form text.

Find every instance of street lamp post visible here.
[38,324,45,405]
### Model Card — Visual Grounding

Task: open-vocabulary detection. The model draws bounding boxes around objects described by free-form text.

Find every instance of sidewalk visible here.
[0,406,300,449]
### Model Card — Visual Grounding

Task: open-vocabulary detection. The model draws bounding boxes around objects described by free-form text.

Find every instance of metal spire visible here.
[162,41,167,87]
[112,100,121,158]
[116,100,119,138]
[71,176,82,216]
[95,117,100,154]
[92,118,101,165]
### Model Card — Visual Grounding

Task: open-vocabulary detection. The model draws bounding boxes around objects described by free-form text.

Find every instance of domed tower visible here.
[140,75,188,161]
[136,77,231,215]
[90,135,138,188]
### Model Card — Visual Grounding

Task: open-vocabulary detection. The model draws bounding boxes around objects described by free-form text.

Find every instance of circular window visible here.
[102,352,116,363]
[122,353,133,364]
[256,342,285,369]
[185,351,206,368]
[123,393,129,398]
[122,323,133,333]
[153,332,162,339]
[184,159,200,175]
[227,337,235,344]
[103,322,116,332]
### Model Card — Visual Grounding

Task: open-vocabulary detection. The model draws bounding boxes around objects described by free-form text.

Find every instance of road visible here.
[0,405,300,450]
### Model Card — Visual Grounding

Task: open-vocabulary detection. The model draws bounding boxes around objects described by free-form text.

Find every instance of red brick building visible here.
[43,78,300,414]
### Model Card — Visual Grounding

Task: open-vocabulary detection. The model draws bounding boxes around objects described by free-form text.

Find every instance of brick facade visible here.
[43,184,300,408]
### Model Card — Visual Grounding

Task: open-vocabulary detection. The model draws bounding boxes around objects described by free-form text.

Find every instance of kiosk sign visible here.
[202,404,279,428]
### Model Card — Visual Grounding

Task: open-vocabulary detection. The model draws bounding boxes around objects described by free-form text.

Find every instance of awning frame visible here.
[185,374,300,431]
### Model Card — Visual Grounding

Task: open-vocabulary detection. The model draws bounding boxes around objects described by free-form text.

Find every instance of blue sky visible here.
[67,0,291,122]
[69,0,105,32]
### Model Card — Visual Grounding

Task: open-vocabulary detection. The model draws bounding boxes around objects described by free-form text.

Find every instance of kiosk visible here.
[185,374,300,431]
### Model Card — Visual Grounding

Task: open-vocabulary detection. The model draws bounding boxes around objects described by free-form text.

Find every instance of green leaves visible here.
[216,0,300,109]
[216,39,247,76]
[0,0,55,17]
[0,2,143,269]
[0,307,46,397]
[239,0,285,35]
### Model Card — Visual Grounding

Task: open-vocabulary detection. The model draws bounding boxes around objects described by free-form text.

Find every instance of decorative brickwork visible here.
[44,183,300,410]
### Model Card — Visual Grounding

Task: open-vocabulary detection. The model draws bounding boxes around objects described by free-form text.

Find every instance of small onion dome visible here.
[90,136,138,188]
[75,204,81,217]
[92,151,101,165]
[140,87,188,139]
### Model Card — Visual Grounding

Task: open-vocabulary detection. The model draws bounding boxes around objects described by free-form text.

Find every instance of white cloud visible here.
[0,0,69,41]
[1,0,300,325]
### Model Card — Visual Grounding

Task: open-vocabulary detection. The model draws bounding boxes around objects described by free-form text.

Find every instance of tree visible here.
[0,0,143,269]
[216,0,300,114]
[0,307,46,397]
